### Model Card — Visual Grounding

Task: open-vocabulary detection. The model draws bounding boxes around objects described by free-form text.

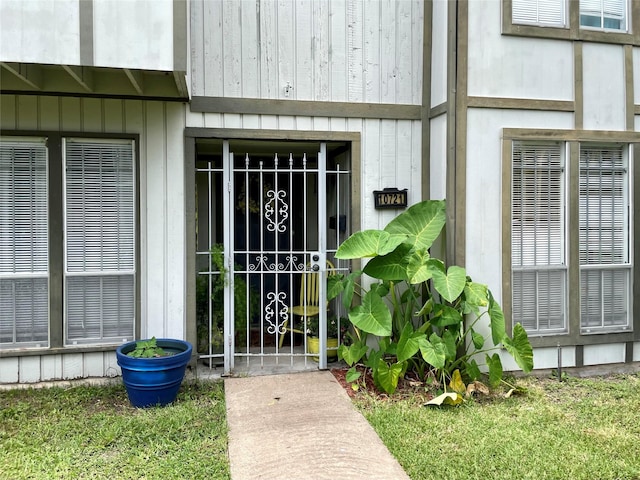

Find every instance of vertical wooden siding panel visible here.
[0,95,17,129]
[62,353,84,380]
[411,0,424,105]
[190,0,205,97]
[295,0,314,100]
[104,351,121,377]
[18,357,41,383]
[204,0,224,97]
[379,119,397,225]
[223,0,242,97]
[40,354,63,381]
[16,95,38,130]
[260,114,279,129]
[411,119,423,198]
[144,102,167,337]
[260,0,278,98]
[103,99,124,133]
[329,0,348,101]
[83,352,105,378]
[123,100,146,337]
[241,0,260,98]
[39,96,61,131]
[361,119,381,229]
[165,103,186,339]
[363,0,381,103]
[347,0,364,102]
[0,358,19,383]
[396,0,413,105]
[60,97,81,131]
[278,0,295,100]
[380,0,397,104]
[81,98,103,132]
[313,0,330,100]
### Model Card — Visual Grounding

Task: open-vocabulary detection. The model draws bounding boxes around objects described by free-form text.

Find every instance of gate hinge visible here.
[228,335,232,346]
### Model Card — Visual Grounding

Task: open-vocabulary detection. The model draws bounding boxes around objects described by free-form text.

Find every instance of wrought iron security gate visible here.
[195,140,350,374]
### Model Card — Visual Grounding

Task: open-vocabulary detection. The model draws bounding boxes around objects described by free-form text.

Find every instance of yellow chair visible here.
[279,260,336,349]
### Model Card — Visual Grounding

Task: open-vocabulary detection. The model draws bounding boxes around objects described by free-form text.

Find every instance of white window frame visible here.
[579,143,633,333]
[512,0,568,27]
[580,0,628,32]
[0,134,137,351]
[0,137,50,348]
[511,141,569,335]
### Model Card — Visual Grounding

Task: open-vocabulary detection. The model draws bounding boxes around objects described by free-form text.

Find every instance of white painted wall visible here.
[0,94,187,382]
[430,0,448,107]
[467,0,574,100]
[190,0,424,104]
[583,343,626,366]
[0,0,176,71]
[429,114,447,199]
[0,0,80,65]
[93,0,174,70]
[582,43,626,130]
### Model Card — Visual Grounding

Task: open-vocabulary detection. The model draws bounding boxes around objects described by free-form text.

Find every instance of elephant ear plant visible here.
[329,200,534,399]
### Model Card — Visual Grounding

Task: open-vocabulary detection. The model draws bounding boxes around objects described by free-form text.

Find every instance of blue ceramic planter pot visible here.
[116,338,193,408]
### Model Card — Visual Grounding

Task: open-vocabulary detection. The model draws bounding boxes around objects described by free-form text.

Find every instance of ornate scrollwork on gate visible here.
[265,291,288,334]
[264,189,288,233]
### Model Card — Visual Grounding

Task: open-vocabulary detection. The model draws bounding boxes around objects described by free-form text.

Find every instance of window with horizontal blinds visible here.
[512,0,566,27]
[64,139,135,344]
[511,142,567,334]
[0,139,49,347]
[579,145,631,332]
[580,0,627,30]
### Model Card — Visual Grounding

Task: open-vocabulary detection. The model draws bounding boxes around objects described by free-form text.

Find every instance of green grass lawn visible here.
[2,374,640,480]
[0,381,229,480]
[357,374,640,480]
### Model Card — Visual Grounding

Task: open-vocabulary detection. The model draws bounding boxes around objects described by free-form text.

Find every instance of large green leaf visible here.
[503,323,534,373]
[338,341,369,366]
[418,337,446,369]
[486,353,503,387]
[488,290,507,346]
[442,329,457,361]
[340,271,361,312]
[430,304,463,328]
[432,265,467,303]
[471,328,485,350]
[335,230,407,259]
[464,282,488,309]
[384,200,447,250]
[406,248,433,284]
[373,359,404,394]
[464,359,482,381]
[363,243,412,281]
[327,274,344,301]
[348,290,392,336]
[396,323,425,363]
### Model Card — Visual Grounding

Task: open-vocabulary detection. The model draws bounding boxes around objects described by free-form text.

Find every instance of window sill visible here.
[0,344,121,358]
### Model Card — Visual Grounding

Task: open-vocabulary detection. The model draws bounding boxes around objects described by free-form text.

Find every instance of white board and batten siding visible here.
[188,0,425,231]
[0,95,187,383]
[190,0,423,104]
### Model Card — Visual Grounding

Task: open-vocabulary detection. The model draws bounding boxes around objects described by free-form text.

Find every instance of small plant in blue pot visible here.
[116,337,193,408]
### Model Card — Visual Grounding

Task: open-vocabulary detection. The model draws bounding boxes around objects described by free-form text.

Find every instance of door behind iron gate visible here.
[195,140,351,375]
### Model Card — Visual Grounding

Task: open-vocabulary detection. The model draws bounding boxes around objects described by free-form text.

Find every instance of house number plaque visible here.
[373,188,408,209]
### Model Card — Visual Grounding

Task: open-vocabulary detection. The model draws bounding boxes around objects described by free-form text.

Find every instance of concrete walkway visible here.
[224,371,410,480]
